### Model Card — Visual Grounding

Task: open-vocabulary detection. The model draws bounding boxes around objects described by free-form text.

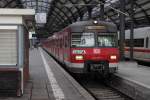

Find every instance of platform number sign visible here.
[35,13,47,24]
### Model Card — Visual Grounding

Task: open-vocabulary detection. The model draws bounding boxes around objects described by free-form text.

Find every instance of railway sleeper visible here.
[96,94,125,99]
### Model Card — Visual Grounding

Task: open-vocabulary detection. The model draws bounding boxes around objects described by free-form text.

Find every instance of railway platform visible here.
[108,62,150,100]
[0,48,94,100]
[0,48,150,100]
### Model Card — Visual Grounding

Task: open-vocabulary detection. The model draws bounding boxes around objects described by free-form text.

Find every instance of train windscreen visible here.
[97,34,117,47]
[71,32,95,47]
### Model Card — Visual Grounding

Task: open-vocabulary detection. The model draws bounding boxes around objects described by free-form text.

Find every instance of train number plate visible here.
[72,50,86,54]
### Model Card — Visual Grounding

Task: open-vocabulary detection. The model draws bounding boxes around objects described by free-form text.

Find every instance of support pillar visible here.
[100,0,105,20]
[88,8,92,20]
[36,0,39,13]
[130,0,134,61]
[119,0,125,61]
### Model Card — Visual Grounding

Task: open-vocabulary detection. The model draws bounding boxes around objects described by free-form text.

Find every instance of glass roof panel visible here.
[1,0,149,32]
[21,0,51,13]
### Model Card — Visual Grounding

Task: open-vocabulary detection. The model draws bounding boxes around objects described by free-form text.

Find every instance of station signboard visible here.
[35,13,47,24]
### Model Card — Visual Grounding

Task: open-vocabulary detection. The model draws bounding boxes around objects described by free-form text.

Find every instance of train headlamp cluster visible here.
[110,55,117,60]
[75,55,83,60]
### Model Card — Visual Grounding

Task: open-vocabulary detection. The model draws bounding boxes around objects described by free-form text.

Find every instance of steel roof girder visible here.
[66,0,83,21]
[134,1,150,24]
[3,0,16,8]
[56,1,77,22]
[53,5,72,24]
[48,11,66,29]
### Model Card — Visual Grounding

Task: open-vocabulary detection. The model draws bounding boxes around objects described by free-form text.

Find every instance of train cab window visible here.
[71,32,95,47]
[97,35,116,47]
[134,38,144,47]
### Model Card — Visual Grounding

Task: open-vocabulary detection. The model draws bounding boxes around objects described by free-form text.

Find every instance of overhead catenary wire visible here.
[65,1,129,17]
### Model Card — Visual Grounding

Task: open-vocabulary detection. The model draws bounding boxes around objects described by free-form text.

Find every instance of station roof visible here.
[0,0,150,36]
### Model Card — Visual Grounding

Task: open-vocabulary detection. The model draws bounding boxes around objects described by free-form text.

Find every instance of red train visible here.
[43,21,119,75]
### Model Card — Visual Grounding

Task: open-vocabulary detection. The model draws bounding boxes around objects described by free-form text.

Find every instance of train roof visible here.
[67,20,117,33]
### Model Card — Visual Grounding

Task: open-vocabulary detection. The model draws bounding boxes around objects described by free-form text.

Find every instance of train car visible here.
[43,20,119,76]
[125,27,150,63]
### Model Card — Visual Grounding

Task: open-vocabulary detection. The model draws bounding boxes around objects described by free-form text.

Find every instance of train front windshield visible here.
[71,32,117,47]
[97,34,117,47]
[71,32,95,47]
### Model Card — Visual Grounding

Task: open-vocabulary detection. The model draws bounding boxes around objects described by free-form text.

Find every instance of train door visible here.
[144,29,150,61]
[62,35,66,63]
[60,38,63,62]
[63,31,70,65]
[63,36,67,62]
[145,29,149,48]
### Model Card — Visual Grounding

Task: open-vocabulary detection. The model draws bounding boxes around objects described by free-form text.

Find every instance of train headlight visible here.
[110,55,117,60]
[75,55,83,60]
[93,20,98,24]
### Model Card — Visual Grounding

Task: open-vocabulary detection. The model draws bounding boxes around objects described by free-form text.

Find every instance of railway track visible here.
[74,74,133,100]
[48,53,133,100]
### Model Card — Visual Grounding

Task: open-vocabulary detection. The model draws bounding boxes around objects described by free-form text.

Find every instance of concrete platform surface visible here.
[108,61,150,100]
[118,61,150,87]
[0,48,94,100]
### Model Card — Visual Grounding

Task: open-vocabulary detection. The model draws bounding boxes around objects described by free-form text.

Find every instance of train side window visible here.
[56,40,58,47]
[146,37,149,48]
[59,39,61,47]
[59,39,61,48]
[61,38,63,48]
[59,39,60,47]
[134,38,144,47]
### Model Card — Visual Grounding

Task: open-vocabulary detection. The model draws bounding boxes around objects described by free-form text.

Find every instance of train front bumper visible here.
[66,61,118,73]
[109,63,118,73]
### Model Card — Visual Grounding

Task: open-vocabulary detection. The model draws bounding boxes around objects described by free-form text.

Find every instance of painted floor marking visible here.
[39,48,65,100]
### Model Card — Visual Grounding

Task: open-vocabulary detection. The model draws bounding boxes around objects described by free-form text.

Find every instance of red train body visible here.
[43,21,119,75]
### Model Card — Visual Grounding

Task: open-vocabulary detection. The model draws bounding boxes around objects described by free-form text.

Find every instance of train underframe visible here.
[67,61,118,76]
